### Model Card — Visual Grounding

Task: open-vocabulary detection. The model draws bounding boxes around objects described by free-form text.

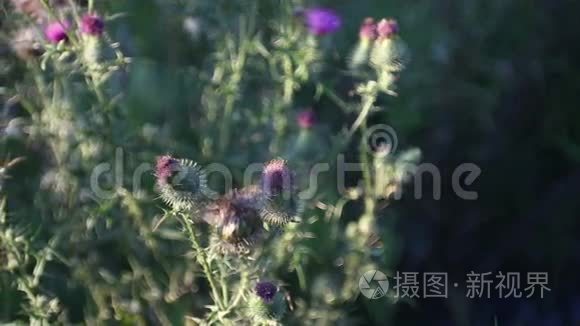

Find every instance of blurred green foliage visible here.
[0,0,579,325]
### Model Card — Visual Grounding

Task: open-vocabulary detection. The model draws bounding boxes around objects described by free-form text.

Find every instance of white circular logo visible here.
[359,270,389,299]
[363,124,398,157]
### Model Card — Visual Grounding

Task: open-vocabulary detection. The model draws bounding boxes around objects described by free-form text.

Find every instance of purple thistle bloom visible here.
[377,18,399,39]
[359,18,377,40]
[44,21,70,43]
[303,7,342,36]
[262,159,293,196]
[81,14,105,36]
[155,155,178,185]
[255,281,277,303]
[297,109,316,129]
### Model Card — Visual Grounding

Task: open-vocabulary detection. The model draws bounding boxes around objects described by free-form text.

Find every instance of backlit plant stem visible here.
[179,215,226,311]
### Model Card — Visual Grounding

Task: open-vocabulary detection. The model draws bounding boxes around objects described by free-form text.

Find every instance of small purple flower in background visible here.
[155,155,178,185]
[44,21,70,43]
[359,17,377,40]
[376,18,399,39]
[303,7,341,36]
[297,109,316,129]
[255,281,278,303]
[80,14,105,36]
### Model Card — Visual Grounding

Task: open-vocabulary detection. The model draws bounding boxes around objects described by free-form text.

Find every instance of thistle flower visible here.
[80,15,105,69]
[80,14,105,36]
[262,159,293,196]
[155,156,208,214]
[247,281,287,321]
[297,109,316,129]
[255,281,277,303]
[260,159,302,225]
[359,17,377,40]
[44,21,70,44]
[203,188,264,254]
[303,8,342,36]
[348,18,377,70]
[370,18,409,75]
[376,18,399,39]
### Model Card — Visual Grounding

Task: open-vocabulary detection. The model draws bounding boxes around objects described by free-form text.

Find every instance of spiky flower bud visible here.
[349,18,377,70]
[247,281,287,322]
[262,159,293,197]
[155,156,208,214]
[376,18,399,39]
[203,187,264,254]
[80,14,105,36]
[255,281,277,302]
[370,18,409,73]
[359,17,377,40]
[260,159,302,225]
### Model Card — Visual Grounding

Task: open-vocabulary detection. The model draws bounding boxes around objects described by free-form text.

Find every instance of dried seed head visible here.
[10,27,43,60]
[155,156,208,213]
[204,188,264,254]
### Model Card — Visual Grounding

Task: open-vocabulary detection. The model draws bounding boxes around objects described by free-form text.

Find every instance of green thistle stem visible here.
[180,215,226,311]
[347,93,376,141]
[219,262,229,305]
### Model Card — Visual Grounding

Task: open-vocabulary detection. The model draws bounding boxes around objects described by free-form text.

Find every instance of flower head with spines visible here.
[155,155,209,215]
[203,186,264,254]
[44,21,70,44]
[80,14,105,36]
[370,18,409,74]
[348,18,378,70]
[247,281,287,322]
[259,159,303,225]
